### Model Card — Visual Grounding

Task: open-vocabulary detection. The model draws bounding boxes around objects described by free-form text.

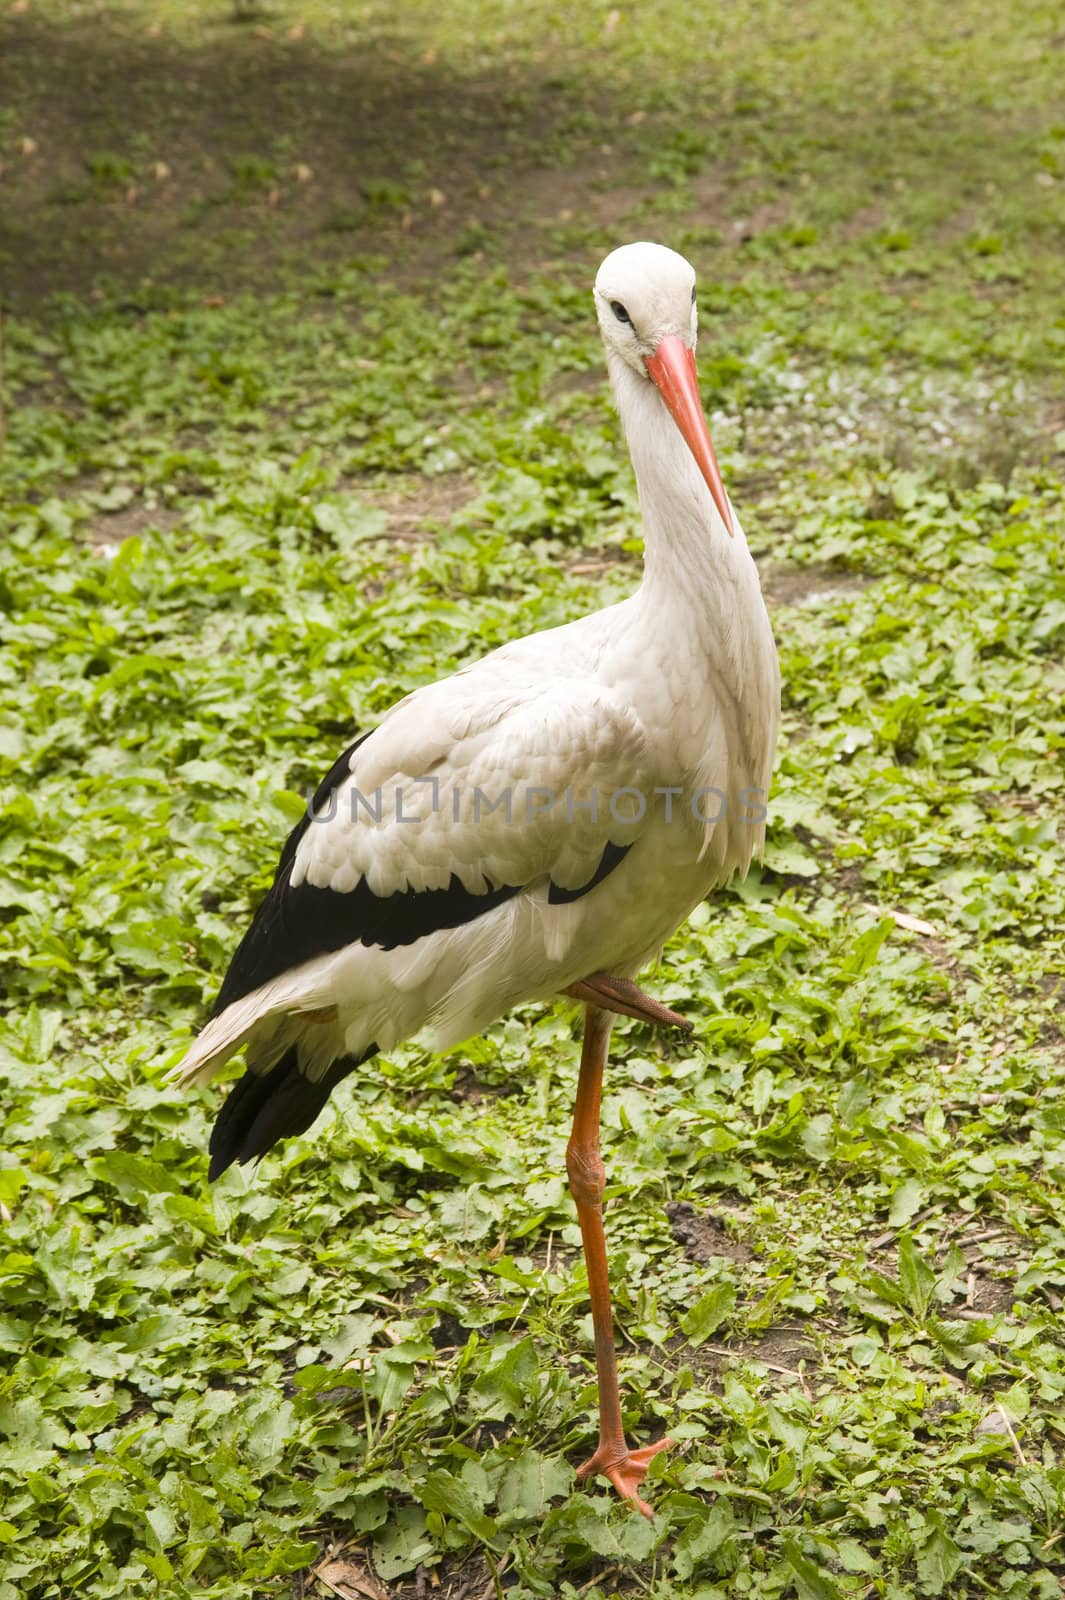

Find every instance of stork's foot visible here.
[576,1435,675,1518]
[564,974,691,1033]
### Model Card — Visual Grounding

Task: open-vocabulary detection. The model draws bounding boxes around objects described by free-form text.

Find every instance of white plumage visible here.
[169,241,779,1515]
[173,242,778,1095]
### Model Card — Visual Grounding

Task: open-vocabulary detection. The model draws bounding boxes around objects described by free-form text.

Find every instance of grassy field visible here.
[1,1,1064,1596]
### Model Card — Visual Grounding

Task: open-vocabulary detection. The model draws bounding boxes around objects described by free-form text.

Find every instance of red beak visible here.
[644,335,734,536]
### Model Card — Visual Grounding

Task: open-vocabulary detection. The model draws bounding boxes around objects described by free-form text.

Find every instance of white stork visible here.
[171,241,780,1517]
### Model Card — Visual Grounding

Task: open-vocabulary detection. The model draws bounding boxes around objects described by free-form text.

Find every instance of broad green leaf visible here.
[915,1513,964,1593]
[840,919,892,978]
[87,1151,181,1201]
[898,1232,936,1321]
[673,1503,735,1578]
[313,499,388,548]
[419,1469,498,1543]
[783,1538,845,1600]
[471,1337,538,1417]
[680,1283,736,1344]
[0,1168,27,1206]
[888,1178,925,1227]
[497,1449,572,1518]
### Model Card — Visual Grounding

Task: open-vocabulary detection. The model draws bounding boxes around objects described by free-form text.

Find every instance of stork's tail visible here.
[206,1044,377,1180]
[166,961,341,1091]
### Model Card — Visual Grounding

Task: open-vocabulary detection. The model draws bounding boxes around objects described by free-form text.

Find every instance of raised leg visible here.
[565,973,691,1033]
[566,1004,674,1517]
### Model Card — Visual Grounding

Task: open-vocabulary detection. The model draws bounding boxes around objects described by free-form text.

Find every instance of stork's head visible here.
[594,241,733,535]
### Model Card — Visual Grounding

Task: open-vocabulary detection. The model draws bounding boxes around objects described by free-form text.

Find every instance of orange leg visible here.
[566,1004,674,1517]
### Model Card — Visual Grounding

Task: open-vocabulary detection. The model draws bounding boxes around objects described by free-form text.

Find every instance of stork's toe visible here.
[576,1435,675,1518]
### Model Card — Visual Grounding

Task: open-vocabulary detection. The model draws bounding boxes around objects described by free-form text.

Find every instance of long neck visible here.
[608,349,760,613]
[609,349,779,791]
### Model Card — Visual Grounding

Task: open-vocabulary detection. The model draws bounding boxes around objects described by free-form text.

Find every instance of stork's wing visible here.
[210,664,653,1018]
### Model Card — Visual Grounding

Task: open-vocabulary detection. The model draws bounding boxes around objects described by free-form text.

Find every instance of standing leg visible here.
[566,1003,673,1518]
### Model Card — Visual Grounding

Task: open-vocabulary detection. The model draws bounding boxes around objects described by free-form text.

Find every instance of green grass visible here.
[1,1,1065,1597]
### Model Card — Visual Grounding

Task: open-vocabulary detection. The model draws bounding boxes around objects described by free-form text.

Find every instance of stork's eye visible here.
[691,286,697,305]
[610,300,631,326]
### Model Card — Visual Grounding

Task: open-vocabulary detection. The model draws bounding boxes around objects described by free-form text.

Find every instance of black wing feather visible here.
[212,732,524,1016]
[207,1043,378,1179]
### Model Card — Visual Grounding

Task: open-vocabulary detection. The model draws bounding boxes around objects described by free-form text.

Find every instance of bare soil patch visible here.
[667,1198,754,1263]
[760,558,874,608]
[369,472,477,543]
[0,12,655,307]
[74,498,184,552]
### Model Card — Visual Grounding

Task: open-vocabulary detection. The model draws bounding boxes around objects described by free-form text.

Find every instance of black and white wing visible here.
[171,659,653,1090]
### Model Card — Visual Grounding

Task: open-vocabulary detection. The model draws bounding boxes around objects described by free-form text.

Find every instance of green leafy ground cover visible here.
[1,1,1064,1596]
